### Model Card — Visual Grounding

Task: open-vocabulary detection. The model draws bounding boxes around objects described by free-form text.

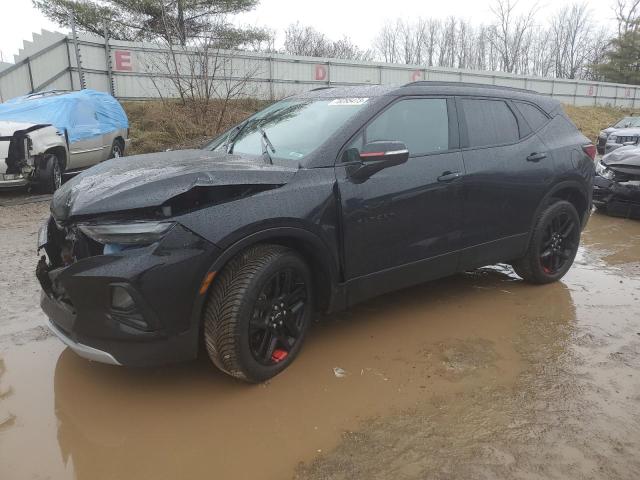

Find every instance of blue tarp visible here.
[0,89,128,143]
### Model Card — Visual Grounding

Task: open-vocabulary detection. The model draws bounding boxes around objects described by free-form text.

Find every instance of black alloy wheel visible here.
[203,244,313,383]
[539,210,578,275]
[512,200,581,284]
[249,268,308,365]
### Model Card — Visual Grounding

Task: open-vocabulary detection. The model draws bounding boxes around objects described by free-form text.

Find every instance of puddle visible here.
[1,206,639,480]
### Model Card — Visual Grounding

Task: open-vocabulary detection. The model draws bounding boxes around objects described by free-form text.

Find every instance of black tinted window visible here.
[366,99,449,155]
[461,99,518,147]
[514,101,548,131]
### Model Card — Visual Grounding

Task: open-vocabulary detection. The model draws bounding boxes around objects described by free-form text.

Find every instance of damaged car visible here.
[0,89,128,192]
[597,115,640,155]
[37,83,594,382]
[594,145,640,218]
[603,127,640,155]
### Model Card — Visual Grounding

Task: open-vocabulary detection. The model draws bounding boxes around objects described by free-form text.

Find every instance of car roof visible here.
[296,82,559,113]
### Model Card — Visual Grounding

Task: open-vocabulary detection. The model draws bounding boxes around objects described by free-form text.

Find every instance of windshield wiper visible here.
[258,126,276,165]
[224,121,250,154]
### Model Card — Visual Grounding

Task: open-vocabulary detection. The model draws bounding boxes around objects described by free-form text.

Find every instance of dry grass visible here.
[123,98,269,155]
[122,99,640,155]
[563,104,640,143]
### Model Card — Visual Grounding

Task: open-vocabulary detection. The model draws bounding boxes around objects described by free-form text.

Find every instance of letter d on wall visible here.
[315,65,327,81]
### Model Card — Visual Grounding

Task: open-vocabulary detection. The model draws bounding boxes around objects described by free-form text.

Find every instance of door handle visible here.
[437,171,463,182]
[527,152,547,162]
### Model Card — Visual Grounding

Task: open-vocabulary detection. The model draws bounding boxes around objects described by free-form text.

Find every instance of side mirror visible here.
[348,141,409,181]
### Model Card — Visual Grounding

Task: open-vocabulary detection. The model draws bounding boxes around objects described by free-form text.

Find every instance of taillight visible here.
[582,144,596,161]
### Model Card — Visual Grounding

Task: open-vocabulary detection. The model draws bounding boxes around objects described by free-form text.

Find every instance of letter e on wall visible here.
[114,50,133,71]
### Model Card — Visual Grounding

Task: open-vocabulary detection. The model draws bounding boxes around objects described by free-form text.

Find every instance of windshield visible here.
[206,98,368,162]
[614,117,640,128]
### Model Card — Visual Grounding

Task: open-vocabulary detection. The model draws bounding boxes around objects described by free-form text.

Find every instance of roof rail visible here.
[404,80,535,94]
[309,86,335,92]
[24,89,70,99]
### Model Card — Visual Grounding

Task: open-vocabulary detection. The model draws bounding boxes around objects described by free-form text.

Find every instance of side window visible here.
[514,101,549,132]
[365,98,449,156]
[73,101,99,127]
[461,99,519,148]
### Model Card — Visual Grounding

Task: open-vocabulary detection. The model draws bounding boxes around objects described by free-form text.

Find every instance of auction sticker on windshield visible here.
[329,98,369,106]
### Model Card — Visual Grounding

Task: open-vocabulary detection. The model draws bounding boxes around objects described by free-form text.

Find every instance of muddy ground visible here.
[1,192,639,480]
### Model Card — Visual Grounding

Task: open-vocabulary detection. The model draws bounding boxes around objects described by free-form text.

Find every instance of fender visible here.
[208,226,339,280]
[189,226,344,332]
[525,178,590,248]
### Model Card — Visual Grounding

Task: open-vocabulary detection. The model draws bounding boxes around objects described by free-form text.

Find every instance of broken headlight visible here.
[78,221,175,246]
[595,160,615,180]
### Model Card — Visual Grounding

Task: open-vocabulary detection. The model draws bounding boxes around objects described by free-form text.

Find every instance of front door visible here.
[336,97,465,299]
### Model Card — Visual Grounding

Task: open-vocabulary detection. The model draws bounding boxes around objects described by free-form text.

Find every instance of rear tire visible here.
[109,138,125,159]
[203,244,313,383]
[512,200,581,284]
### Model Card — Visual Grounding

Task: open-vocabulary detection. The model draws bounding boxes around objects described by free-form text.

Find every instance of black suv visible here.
[37,82,594,382]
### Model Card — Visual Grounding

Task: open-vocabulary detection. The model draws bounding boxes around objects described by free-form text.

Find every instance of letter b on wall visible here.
[315,64,327,81]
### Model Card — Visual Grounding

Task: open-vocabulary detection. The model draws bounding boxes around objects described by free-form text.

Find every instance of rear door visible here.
[68,100,105,168]
[456,96,554,268]
[336,96,465,296]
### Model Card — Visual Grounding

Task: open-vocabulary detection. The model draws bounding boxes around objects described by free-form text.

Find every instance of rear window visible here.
[461,99,519,148]
[514,101,549,132]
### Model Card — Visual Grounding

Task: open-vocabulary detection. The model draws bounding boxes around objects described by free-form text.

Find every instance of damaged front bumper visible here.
[593,175,640,219]
[0,172,29,188]
[37,218,221,366]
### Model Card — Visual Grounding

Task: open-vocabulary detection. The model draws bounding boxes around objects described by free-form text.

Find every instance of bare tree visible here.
[142,5,261,132]
[614,0,640,36]
[368,2,608,81]
[488,0,538,73]
[373,21,402,63]
[284,22,373,60]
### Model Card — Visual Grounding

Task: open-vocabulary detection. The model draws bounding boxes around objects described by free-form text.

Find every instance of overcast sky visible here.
[0,0,620,63]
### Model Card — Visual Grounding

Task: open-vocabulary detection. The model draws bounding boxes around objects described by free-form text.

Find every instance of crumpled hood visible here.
[602,145,640,168]
[51,149,298,221]
[0,120,40,136]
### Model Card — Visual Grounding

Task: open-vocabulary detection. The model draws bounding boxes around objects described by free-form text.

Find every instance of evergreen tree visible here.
[596,29,640,84]
[32,0,267,47]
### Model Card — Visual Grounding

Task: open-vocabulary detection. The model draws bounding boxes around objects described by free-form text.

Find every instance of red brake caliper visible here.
[271,349,288,363]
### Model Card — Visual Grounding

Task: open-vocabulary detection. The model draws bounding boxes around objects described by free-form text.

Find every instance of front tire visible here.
[512,200,581,284]
[35,153,62,193]
[203,244,313,383]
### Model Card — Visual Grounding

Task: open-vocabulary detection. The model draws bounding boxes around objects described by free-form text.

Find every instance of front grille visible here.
[615,135,639,145]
